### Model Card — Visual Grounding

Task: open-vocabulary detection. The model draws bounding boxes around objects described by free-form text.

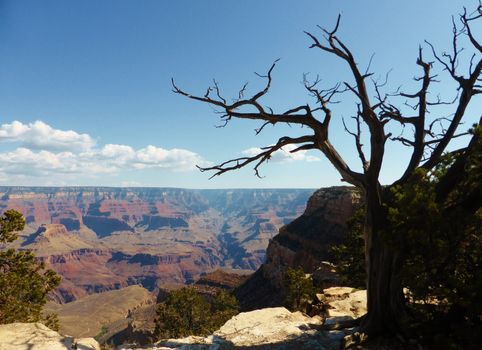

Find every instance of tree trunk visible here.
[360,187,405,335]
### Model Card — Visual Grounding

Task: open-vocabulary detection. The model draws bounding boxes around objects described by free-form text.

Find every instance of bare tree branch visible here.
[197,135,315,178]
[461,4,482,53]
[342,106,369,171]
[173,61,364,186]
[174,6,479,194]
[305,17,385,180]
[397,48,433,181]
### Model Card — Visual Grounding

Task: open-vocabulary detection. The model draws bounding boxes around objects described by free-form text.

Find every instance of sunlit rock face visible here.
[0,186,312,302]
[235,186,360,311]
[0,322,100,350]
[1,290,368,350]
[118,298,368,350]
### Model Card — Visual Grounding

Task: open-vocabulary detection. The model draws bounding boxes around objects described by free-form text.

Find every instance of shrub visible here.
[330,207,366,289]
[0,210,61,326]
[283,267,316,312]
[209,290,239,330]
[154,287,239,339]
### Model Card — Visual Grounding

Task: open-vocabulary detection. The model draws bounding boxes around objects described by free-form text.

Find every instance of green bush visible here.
[0,210,61,327]
[154,287,239,339]
[209,290,239,330]
[283,267,316,312]
[95,325,110,341]
[330,207,366,289]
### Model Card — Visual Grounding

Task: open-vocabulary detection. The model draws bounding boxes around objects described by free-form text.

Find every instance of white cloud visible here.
[242,144,320,163]
[91,144,207,171]
[0,148,115,176]
[0,120,95,152]
[0,121,209,184]
[134,146,206,170]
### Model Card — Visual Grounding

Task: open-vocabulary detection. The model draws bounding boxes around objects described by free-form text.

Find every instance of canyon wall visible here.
[0,187,312,302]
[235,186,360,310]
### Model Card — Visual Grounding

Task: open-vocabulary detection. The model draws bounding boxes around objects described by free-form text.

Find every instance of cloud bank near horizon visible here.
[0,121,322,185]
[0,120,208,184]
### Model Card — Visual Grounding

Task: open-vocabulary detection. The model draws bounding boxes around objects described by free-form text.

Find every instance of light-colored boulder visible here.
[120,307,350,349]
[0,322,73,350]
[326,289,367,318]
[0,323,100,350]
[75,337,101,350]
[214,307,323,346]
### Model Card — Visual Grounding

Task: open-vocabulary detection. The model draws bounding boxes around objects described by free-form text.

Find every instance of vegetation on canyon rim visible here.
[0,210,61,330]
[283,267,316,312]
[154,287,239,339]
[173,2,481,339]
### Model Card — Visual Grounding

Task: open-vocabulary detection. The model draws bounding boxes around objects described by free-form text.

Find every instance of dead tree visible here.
[172,5,481,335]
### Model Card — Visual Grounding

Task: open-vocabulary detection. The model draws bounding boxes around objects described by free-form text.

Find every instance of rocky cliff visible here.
[117,287,371,350]
[235,186,361,310]
[0,288,370,350]
[0,187,312,302]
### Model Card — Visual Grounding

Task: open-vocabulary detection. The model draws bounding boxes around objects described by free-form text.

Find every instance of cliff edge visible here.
[235,186,360,310]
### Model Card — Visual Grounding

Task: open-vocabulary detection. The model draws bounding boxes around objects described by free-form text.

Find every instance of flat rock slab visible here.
[215,307,324,346]
[120,307,351,350]
[326,290,367,318]
[0,323,100,350]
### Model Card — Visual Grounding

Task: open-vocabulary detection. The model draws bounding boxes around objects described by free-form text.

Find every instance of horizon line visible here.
[0,185,354,191]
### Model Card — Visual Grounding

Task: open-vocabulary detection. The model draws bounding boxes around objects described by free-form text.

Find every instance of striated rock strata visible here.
[0,187,312,302]
[235,186,360,311]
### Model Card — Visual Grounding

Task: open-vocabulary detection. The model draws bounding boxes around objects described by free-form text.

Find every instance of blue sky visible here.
[0,0,480,188]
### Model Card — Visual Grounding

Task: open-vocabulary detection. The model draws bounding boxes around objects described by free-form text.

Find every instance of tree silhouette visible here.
[172,5,481,335]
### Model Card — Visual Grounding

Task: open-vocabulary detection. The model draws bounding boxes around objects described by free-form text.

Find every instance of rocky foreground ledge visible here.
[0,288,367,350]
[119,287,366,350]
[0,322,100,350]
[124,307,352,350]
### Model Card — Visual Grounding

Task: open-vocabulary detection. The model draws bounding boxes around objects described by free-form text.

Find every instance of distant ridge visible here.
[1,186,314,303]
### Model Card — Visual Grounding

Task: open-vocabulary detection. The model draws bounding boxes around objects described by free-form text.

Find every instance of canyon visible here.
[0,186,313,303]
[235,186,360,310]
[0,185,364,348]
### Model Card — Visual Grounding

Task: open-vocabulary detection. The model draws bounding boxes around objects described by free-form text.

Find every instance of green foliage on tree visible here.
[283,267,316,312]
[42,312,61,332]
[332,126,482,348]
[0,210,25,243]
[154,287,239,339]
[0,209,61,328]
[330,207,366,289]
[95,325,110,341]
[386,128,482,348]
[209,289,239,330]
[155,287,210,338]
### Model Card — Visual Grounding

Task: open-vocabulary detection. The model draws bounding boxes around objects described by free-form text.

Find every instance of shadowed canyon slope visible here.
[236,186,360,310]
[0,187,313,302]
